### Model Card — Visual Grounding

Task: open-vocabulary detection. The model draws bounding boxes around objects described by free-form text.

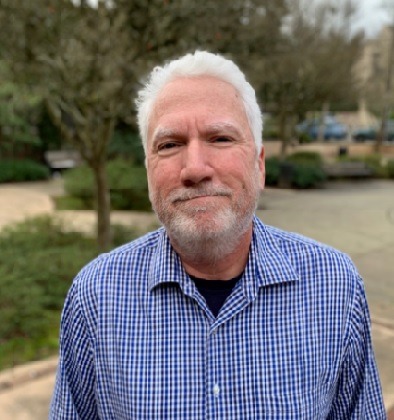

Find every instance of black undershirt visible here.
[190,274,242,317]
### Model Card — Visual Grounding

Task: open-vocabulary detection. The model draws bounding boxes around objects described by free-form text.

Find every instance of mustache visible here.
[169,186,232,203]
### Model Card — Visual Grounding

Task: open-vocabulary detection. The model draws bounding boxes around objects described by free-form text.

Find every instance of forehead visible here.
[155,76,241,105]
[148,76,250,136]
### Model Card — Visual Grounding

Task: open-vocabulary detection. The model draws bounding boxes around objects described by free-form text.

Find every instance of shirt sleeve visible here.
[328,277,386,419]
[49,279,98,419]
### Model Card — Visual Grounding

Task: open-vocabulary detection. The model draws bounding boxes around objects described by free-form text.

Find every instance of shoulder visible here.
[254,217,370,341]
[71,228,165,297]
[253,217,362,305]
[256,217,359,275]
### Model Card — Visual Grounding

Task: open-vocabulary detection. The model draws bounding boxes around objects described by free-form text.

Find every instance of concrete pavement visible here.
[0,179,393,418]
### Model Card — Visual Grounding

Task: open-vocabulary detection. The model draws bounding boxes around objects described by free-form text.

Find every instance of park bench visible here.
[323,161,374,178]
[44,150,82,173]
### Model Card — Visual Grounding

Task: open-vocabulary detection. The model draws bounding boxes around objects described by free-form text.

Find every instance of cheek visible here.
[147,161,180,194]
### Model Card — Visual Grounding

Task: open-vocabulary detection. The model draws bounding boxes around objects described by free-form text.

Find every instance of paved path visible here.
[0,179,393,418]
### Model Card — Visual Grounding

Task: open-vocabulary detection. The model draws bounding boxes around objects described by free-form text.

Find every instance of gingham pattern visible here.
[50,216,385,419]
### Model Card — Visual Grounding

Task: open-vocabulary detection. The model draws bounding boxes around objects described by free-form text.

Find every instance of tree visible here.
[258,0,363,156]
[1,0,141,250]
[354,1,394,151]
[0,0,289,250]
[0,62,42,159]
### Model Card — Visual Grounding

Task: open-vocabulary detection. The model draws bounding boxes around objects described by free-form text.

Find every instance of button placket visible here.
[213,383,220,397]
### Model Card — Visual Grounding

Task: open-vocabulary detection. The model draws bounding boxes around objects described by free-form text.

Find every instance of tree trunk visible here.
[93,162,111,252]
[279,111,289,158]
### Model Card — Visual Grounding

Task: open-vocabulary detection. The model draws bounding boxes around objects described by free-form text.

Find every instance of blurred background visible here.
[0,0,393,417]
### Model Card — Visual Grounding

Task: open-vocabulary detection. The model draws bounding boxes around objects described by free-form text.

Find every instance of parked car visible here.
[352,120,394,142]
[296,116,347,141]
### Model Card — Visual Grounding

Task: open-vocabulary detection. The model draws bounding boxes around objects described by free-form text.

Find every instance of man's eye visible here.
[158,142,179,152]
[213,136,232,143]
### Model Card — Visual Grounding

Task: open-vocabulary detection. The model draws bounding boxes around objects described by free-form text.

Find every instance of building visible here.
[353,25,394,124]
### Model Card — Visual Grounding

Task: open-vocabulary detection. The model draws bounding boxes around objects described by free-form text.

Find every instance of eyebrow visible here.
[150,127,183,151]
[152,127,181,142]
[203,122,244,137]
[151,121,245,148]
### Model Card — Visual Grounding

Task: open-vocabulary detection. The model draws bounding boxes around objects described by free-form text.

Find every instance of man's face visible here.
[146,76,265,253]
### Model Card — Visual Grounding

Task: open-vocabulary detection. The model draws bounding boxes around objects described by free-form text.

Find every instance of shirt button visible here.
[213,384,220,397]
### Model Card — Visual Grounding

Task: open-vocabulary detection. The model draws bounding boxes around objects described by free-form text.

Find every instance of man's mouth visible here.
[171,189,231,204]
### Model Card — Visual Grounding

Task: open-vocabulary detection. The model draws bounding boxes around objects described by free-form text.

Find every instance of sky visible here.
[84,0,391,39]
[352,0,391,38]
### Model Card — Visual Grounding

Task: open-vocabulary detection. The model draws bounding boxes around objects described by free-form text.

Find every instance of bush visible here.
[63,159,151,211]
[297,132,314,144]
[284,152,325,188]
[0,216,98,342]
[265,157,281,186]
[286,151,324,165]
[0,215,145,368]
[387,159,394,179]
[265,152,326,189]
[291,163,326,188]
[108,129,145,165]
[0,159,50,183]
[364,154,385,177]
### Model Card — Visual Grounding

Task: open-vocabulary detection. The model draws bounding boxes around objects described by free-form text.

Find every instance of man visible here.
[50,51,385,419]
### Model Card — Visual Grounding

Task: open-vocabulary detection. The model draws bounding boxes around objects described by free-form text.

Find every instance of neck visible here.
[172,227,253,280]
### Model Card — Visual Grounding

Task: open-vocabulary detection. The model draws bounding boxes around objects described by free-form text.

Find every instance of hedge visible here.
[0,159,50,183]
[63,159,151,211]
[0,215,143,368]
[387,159,394,179]
[265,153,326,189]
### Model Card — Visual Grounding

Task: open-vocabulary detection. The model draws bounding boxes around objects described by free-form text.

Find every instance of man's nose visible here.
[180,140,214,186]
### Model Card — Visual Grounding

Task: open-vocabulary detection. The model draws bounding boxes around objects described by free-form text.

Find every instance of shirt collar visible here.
[241,216,299,301]
[148,228,194,296]
[148,217,299,298]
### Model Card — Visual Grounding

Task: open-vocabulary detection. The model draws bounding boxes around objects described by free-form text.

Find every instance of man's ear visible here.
[258,146,265,190]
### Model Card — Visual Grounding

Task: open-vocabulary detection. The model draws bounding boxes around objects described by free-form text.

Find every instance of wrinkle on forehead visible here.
[147,76,251,146]
[152,121,245,143]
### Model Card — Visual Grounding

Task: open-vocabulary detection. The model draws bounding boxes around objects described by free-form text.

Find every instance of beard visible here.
[149,165,261,263]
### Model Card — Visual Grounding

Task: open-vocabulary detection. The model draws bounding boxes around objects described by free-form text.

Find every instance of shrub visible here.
[63,159,151,211]
[0,159,50,183]
[284,152,326,188]
[364,154,385,177]
[0,216,98,336]
[266,153,326,189]
[107,160,151,211]
[0,215,145,368]
[63,165,94,202]
[297,132,314,144]
[265,157,281,186]
[108,129,145,165]
[387,159,394,179]
[286,151,324,165]
[291,163,326,188]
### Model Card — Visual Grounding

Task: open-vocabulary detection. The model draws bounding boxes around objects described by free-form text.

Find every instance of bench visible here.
[44,150,82,172]
[323,161,374,178]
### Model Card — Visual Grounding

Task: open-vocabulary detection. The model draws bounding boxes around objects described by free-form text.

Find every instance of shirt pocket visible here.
[261,384,332,419]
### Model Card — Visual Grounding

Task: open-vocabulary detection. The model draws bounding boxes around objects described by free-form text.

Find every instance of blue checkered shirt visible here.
[50,216,385,419]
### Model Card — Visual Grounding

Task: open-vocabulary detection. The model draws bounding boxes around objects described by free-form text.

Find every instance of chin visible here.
[165,208,253,261]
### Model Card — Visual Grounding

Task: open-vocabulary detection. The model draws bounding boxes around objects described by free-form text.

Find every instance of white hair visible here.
[135,51,263,154]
